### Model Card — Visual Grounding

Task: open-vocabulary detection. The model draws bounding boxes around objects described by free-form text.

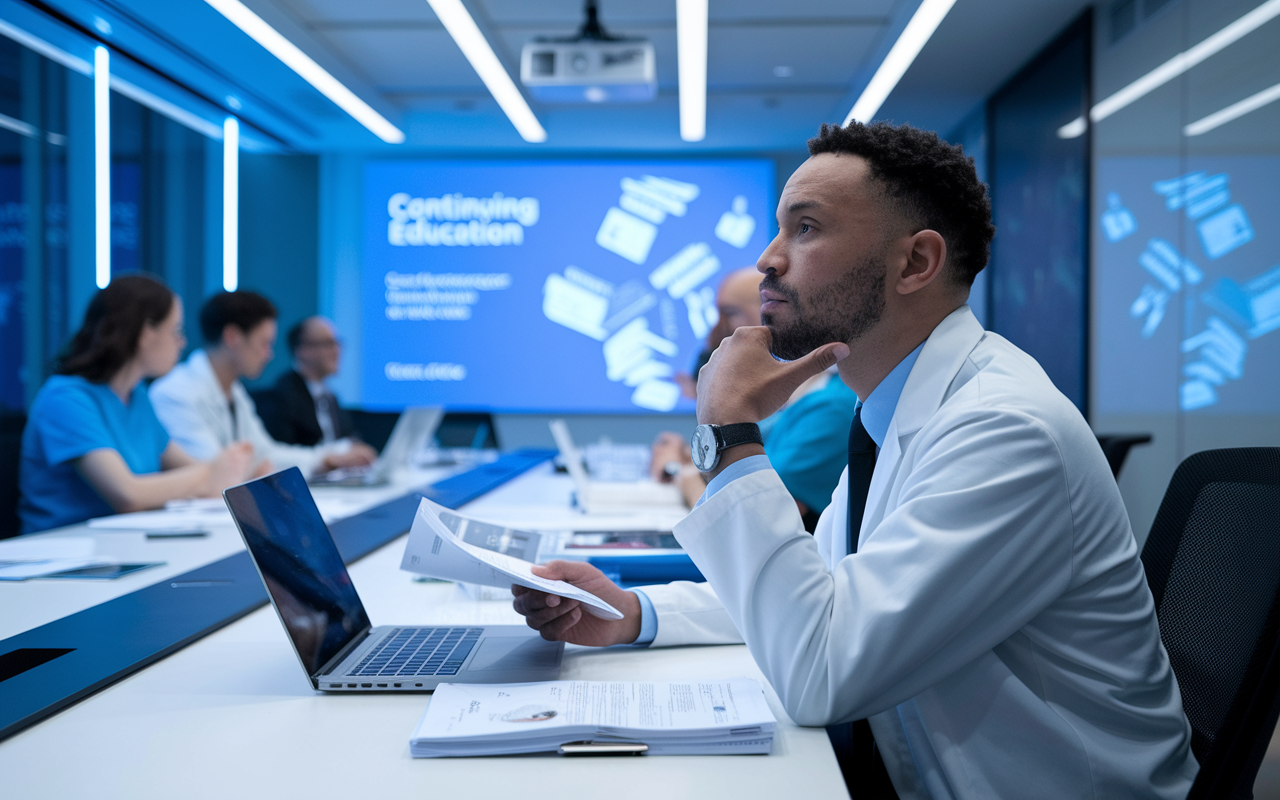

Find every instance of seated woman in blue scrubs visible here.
[19,274,255,533]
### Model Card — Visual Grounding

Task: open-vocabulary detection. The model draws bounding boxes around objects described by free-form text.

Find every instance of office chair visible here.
[1095,433,1152,478]
[1141,448,1280,800]
[0,411,25,539]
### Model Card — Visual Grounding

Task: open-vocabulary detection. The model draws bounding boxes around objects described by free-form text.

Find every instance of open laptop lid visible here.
[548,419,592,502]
[224,467,372,680]
[377,406,445,475]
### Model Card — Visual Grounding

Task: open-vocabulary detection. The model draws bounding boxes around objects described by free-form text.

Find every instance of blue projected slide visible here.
[1095,156,1280,415]
[361,160,774,413]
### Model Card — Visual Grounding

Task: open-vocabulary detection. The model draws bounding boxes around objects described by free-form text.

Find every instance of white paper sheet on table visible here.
[400,497,623,620]
[0,536,108,580]
[88,506,232,530]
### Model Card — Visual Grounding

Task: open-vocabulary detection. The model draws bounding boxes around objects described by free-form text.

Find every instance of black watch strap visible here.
[717,422,763,450]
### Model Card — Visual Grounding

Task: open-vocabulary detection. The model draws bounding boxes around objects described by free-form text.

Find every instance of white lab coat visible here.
[149,350,342,475]
[644,306,1198,799]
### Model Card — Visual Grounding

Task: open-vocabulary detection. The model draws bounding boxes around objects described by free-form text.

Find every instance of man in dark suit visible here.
[260,317,358,447]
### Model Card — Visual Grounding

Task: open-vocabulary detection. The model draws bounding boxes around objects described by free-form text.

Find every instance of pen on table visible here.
[145,528,210,539]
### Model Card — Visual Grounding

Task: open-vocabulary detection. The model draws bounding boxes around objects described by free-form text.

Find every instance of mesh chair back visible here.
[1141,448,1280,800]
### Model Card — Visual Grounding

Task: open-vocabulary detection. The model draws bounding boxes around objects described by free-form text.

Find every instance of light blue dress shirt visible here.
[632,343,925,644]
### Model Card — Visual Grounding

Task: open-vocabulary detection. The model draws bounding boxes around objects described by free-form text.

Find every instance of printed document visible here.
[400,498,623,620]
[410,678,776,757]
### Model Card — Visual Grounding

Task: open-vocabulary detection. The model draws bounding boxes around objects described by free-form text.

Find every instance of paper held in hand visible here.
[400,497,623,620]
[410,678,777,757]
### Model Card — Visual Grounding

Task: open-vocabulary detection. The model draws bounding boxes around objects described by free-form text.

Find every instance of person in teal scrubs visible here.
[19,274,254,533]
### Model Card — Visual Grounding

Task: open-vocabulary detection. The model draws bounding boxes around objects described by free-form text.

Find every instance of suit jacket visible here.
[260,369,355,448]
[644,306,1198,799]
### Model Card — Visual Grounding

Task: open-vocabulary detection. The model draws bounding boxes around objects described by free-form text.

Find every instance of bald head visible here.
[290,316,342,382]
[708,268,763,350]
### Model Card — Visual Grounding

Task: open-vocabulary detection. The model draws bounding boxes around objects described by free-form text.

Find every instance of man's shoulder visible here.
[918,333,1101,468]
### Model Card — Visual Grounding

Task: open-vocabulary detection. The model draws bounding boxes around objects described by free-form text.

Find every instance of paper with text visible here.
[400,497,623,620]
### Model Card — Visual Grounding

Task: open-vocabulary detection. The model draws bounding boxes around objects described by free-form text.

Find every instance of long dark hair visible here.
[56,274,175,383]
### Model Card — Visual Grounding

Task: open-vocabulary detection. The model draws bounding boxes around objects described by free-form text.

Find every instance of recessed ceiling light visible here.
[846,0,957,124]
[226,95,242,111]
[425,0,546,143]
[92,17,112,36]
[677,0,708,142]
[773,66,793,78]
[203,0,404,143]
[1184,80,1280,136]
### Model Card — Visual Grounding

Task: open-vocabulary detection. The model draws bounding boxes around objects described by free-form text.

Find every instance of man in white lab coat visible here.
[512,121,1198,799]
[150,291,375,477]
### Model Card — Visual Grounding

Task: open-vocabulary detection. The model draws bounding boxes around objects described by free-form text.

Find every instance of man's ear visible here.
[221,323,243,349]
[896,230,947,296]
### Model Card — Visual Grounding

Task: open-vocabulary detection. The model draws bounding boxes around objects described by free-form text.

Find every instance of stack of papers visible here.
[410,678,776,757]
[400,498,623,620]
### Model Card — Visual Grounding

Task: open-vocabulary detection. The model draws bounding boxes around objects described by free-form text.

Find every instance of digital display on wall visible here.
[360,160,773,413]
[1095,156,1280,415]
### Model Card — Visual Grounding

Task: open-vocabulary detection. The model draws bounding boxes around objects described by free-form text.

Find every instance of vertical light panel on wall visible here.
[223,116,239,292]
[676,0,707,142]
[94,46,110,288]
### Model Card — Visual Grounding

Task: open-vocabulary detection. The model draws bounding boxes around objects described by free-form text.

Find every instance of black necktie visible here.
[846,406,876,555]
[827,406,899,798]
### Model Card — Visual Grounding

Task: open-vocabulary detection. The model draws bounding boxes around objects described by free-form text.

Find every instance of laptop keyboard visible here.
[349,627,483,677]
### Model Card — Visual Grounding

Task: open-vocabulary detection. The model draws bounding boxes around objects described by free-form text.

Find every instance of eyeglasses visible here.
[298,338,342,349]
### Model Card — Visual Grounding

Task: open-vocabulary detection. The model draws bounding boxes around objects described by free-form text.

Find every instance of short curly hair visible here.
[807,121,994,286]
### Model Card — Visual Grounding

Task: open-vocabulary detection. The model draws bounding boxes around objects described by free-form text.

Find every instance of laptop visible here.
[548,419,685,513]
[310,406,444,487]
[224,467,564,692]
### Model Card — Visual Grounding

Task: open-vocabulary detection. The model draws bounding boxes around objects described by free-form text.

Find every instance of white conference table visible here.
[1,461,850,800]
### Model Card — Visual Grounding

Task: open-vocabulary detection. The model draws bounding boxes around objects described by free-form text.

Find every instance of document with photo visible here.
[410,677,776,757]
[400,497,623,620]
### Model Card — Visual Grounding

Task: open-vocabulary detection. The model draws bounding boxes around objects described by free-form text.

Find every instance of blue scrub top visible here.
[761,373,861,513]
[19,375,170,534]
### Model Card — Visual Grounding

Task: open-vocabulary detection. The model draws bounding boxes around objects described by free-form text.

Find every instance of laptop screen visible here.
[225,468,372,676]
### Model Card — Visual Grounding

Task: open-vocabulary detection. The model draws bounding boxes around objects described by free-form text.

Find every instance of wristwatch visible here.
[689,423,763,473]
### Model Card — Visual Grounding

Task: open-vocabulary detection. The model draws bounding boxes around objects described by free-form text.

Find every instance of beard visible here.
[761,255,886,361]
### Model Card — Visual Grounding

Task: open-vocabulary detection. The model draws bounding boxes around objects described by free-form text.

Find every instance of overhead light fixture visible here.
[425,0,547,143]
[677,0,707,142]
[203,0,404,143]
[1091,0,1280,124]
[223,117,239,293]
[845,0,957,125]
[1056,115,1087,139]
[94,46,110,289]
[1185,80,1280,136]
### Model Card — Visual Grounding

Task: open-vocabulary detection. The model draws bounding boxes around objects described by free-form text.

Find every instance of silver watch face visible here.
[690,425,718,472]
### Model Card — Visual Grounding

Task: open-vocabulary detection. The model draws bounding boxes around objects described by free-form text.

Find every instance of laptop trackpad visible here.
[468,636,560,670]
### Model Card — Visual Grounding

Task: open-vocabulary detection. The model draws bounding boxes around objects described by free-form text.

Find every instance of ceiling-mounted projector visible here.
[520,1,656,103]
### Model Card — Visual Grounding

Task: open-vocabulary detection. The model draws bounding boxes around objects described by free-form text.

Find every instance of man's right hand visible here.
[205,442,255,494]
[697,326,848,425]
[512,561,642,646]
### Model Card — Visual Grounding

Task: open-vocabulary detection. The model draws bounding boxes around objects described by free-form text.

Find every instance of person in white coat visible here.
[150,291,375,477]
[511,121,1198,799]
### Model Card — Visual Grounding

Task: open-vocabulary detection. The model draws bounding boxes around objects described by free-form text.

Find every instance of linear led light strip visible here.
[0,18,225,141]
[95,46,110,289]
[1185,80,1280,136]
[1056,0,1280,139]
[677,0,707,142]
[204,0,404,144]
[425,0,546,143]
[845,0,957,125]
[1092,0,1280,123]
[224,117,239,292]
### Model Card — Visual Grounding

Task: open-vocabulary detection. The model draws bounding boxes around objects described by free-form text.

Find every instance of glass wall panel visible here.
[988,14,1092,414]
[0,35,69,412]
[1091,0,1280,541]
